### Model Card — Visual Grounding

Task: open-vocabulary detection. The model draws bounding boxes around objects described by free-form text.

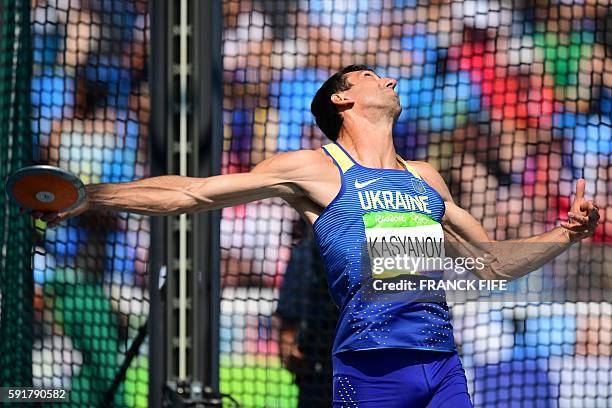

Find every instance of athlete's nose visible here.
[384,78,397,90]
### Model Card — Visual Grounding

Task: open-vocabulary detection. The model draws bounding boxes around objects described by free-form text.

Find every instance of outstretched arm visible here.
[38,150,320,225]
[415,163,601,281]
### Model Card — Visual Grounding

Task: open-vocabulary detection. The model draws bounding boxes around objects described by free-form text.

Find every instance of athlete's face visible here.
[336,70,401,119]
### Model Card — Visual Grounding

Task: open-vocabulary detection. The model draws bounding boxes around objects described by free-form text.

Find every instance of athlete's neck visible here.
[336,116,400,170]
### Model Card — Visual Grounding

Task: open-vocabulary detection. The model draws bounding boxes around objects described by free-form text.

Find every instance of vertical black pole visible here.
[192,0,222,390]
[148,0,170,406]
[150,0,221,402]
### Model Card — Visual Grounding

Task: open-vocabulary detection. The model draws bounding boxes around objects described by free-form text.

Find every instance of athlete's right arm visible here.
[39,150,322,226]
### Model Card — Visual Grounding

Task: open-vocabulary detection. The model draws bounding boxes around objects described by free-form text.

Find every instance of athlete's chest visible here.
[342,170,446,222]
[316,169,448,280]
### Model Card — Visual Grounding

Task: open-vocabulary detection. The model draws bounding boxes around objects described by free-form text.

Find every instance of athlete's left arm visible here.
[413,162,601,281]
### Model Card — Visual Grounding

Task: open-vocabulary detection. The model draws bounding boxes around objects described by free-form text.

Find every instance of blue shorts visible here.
[332,349,473,408]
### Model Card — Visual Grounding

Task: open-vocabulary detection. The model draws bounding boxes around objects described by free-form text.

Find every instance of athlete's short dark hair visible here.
[311,64,375,141]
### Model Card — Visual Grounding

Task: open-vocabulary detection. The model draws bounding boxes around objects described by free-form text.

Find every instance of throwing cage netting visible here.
[220,1,611,407]
[1,0,34,390]
[1,0,150,406]
[2,1,611,407]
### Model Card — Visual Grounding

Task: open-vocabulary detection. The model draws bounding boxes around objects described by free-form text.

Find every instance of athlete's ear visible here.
[331,93,354,112]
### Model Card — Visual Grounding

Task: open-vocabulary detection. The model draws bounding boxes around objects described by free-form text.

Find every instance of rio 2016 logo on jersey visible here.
[358,190,432,213]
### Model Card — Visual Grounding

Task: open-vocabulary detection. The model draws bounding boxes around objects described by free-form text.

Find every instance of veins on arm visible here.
[412,161,576,281]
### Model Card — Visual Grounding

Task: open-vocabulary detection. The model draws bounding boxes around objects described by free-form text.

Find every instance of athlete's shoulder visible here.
[295,147,330,161]
[285,148,335,167]
[405,160,453,202]
[273,148,331,167]
[251,148,333,176]
[406,160,438,176]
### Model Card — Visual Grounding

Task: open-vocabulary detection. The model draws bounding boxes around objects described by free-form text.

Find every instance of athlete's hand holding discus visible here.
[6,165,91,227]
[560,178,601,242]
[30,197,90,228]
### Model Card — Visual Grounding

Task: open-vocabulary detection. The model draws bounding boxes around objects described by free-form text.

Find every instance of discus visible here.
[5,165,86,212]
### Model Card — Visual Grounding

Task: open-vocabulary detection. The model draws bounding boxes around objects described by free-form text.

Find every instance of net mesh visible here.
[1,0,150,406]
[0,0,34,389]
[220,1,611,407]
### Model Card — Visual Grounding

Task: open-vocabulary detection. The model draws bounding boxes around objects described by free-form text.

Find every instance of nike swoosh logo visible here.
[354,178,381,189]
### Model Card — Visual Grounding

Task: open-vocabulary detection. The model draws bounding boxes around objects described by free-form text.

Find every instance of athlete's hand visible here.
[24,196,91,228]
[560,179,600,242]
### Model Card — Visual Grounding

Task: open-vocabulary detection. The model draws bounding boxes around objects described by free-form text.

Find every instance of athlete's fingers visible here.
[561,222,582,231]
[42,212,58,222]
[568,212,589,225]
[574,178,586,201]
[563,213,575,228]
[567,212,580,224]
[48,213,66,228]
[561,218,592,232]
[579,200,591,213]
[586,212,600,230]
[588,205,600,222]
[571,224,593,234]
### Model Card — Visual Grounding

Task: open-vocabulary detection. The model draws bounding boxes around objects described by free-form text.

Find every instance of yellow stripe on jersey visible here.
[396,155,421,179]
[323,143,355,173]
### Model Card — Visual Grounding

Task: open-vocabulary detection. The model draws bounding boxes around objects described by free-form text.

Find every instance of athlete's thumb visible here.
[574,178,586,201]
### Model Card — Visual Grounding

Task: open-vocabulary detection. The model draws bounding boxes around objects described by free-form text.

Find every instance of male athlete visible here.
[38,65,600,407]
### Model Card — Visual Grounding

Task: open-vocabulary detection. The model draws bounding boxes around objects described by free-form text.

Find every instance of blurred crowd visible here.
[30,1,149,405]
[32,0,150,287]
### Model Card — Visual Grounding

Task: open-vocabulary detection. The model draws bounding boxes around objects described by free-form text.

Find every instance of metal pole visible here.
[166,0,178,387]
[177,0,189,382]
[149,0,222,403]
[148,0,170,406]
[192,0,222,390]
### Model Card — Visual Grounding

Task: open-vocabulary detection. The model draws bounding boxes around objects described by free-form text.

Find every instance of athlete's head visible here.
[311,64,400,141]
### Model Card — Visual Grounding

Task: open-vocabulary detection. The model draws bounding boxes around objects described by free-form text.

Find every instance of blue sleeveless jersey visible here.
[313,142,456,355]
